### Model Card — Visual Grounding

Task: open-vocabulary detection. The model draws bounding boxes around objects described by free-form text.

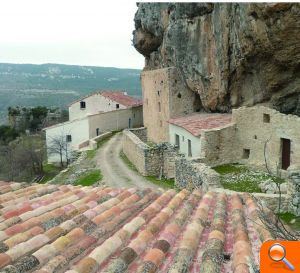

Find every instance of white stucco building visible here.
[44,91,143,163]
[168,113,232,158]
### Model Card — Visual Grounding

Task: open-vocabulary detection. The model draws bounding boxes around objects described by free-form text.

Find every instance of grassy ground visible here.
[119,151,175,189]
[278,212,300,231]
[74,170,103,186]
[39,164,64,183]
[213,164,284,193]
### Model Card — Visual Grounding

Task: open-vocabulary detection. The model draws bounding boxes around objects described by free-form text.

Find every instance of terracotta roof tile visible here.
[168,113,232,137]
[69,91,143,108]
[0,182,279,272]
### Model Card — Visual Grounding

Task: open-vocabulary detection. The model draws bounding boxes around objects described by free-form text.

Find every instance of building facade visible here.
[141,67,200,143]
[45,91,143,163]
[167,106,300,176]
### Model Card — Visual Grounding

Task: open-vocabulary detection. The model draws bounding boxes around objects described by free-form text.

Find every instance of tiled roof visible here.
[0,181,275,273]
[69,91,143,108]
[100,91,143,107]
[168,113,232,137]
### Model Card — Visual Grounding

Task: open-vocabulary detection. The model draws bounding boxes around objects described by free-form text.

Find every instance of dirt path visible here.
[95,133,158,189]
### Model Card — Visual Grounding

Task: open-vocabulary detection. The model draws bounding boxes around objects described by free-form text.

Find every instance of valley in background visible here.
[0,63,141,124]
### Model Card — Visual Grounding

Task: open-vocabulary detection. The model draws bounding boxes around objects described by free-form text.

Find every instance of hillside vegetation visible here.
[0,63,141,124]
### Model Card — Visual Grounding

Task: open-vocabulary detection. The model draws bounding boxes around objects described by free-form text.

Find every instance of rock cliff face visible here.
[133,3,300,115]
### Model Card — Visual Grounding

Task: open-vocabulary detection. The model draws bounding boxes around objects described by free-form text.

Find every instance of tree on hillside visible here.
[0,125,19,144]
[47,133,72,167]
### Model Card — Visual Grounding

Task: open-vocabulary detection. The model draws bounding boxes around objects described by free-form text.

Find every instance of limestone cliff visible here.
[133,3,300,115]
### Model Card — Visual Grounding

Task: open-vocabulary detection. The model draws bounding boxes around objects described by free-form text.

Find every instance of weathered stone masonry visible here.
[122,128,177,178]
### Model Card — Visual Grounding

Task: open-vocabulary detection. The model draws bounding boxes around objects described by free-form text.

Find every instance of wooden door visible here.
[281,138,291,170]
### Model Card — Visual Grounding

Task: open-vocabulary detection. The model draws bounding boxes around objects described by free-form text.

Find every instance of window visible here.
[263,113,270,123]
[177,93,182,99]
[254,135,257,139]
[182,136,184,141]
[242,149,250,159]
[158,102,161,112]
[281,138,291,170]
[175,134,180,149]
[157,91,160,96]
[116,104,120,109]
[66,135,72,142]
[96,128,100,136]
[80,101,86,109]
[188,139,192,157]
[160,120,163,127]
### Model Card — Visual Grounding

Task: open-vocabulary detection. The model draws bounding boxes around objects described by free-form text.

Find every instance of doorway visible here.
[281,138,291,170]
[175,134,180,149]
[188,139,192,157]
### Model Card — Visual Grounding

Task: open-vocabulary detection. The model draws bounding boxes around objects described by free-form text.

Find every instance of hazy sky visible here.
[0,0,144,69]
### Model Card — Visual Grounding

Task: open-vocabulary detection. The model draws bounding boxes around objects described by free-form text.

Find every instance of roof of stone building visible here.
[69,91,143,107]
[168,113,232,137]
[0,181,274,273]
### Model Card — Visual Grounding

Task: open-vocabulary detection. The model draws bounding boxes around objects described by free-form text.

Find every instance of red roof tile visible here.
[168,113,232,137]
[100,91,143,107]
[0,181,283,273]
[69,91,142,108]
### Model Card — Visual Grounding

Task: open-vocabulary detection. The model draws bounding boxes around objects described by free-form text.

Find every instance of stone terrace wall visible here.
[175,157,221,191]
[289,169,300,216]
[122,128,176,178]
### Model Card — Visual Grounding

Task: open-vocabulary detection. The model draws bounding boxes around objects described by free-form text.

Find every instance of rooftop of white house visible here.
[68,91,143,108]
[168,113,232,137]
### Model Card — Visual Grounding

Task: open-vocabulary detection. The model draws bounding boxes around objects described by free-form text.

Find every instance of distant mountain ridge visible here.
[0,63,142,124]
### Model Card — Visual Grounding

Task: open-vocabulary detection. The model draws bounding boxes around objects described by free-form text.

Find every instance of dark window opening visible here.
[281,138,291,170]
[254,135,257,139]
[157,91,160,96]
[96,128,100,136]
[175,79,177,84]
[175,134,180,149]
[182,136,184,141]
[177,93,182,99]
[242,149,250,159]
[188,139,192,157]
[80,101,86,109]
[66,135,72,142]
[263,113,270,123]
[160,120,162,127]
[116,104,120,109]
[161,80,163,84]
[158,102,161,112]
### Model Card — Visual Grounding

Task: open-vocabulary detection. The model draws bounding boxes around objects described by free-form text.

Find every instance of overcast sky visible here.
[0,0,144,69]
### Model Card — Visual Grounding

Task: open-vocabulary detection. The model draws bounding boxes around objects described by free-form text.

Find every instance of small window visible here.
[157,91,160,96]
[182,136,184,141]
[254,135,257,139]
[96,128,100,136]
[263,113,270,123]
[242,149,250,159]
[177,93,182,99]
[161,80,163,84]
[116,104,120,109]
[133,113,136,118]
[80,101,86,109]
[66,135,72,142]
[158,102,161,112]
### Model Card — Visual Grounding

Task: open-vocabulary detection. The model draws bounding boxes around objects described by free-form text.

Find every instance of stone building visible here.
[168,106,300,176]
[141,67,201,143]
[168,113,232,158]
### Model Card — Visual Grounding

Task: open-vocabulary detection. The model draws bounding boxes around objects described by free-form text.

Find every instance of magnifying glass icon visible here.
[268,243,295,271]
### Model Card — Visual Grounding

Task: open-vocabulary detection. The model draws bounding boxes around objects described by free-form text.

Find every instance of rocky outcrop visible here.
[133,3,300,115]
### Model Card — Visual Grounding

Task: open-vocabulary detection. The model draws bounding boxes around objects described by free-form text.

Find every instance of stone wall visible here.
[122,128,177,178]
[141,67,199,143]
[232,106,300,175]
[200,124,238,166]
[175,157,221,191]
[288,169,300,216]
